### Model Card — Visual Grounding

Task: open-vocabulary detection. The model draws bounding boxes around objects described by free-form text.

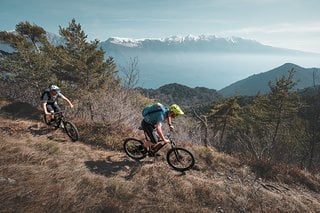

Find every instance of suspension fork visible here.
[171,140,182,161]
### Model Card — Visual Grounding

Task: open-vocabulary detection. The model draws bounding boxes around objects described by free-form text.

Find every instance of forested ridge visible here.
[1,19,320,212]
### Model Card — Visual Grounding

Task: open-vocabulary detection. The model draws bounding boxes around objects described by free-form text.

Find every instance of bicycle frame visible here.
[141,129,176,153]
[43,110,79,141]
[53,111,64,124]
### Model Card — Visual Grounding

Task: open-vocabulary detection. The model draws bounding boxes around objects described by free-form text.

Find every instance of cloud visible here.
[221,22,320,35]
[216,22,320,53]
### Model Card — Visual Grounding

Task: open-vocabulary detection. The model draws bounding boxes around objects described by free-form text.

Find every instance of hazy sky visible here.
[1,0,320,53]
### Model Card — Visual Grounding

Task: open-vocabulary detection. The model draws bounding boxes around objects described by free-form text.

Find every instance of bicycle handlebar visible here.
[52,111,65,115]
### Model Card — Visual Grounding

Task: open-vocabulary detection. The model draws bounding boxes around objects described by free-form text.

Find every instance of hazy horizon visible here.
[1,0,320,89]
[114,52,320,90]
[1,0,320,53]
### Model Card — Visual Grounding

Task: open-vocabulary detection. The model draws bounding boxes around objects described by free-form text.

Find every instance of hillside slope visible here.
[219,63,320,97]
[1,100,320,212]
[138,83,222,110]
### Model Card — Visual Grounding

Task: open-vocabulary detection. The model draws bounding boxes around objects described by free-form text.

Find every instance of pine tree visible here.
[246,70,300,162]
[15,21,46,53]
[57,19,118,120]
[267,69,299,146]
[208,96,242,150]
[58,19,117,93]
[0,22,57,104]
[300,71,320,170]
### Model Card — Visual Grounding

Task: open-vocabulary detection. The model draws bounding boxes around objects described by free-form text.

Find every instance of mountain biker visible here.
[41,85,74,123]
[141,104,184,152]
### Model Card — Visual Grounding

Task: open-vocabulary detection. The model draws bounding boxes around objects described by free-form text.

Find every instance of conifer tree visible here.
[58,19,117,93]
[300,71,320,169]
[58,19,118,120]
[0,22,57,104]
[267,69,299,146]
[208,96,241,149]
[245,70,300,162]
[16,21,46,53]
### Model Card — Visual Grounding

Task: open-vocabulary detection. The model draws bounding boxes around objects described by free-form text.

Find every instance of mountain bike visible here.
[43,111,79,142]
[123,129,195,172]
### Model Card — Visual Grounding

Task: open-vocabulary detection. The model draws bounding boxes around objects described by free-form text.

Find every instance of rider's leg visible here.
[52,103,61,113]
[141,120,158,149]
[152,142,165,152]
[46,104,55,121]
[52,104,62,128]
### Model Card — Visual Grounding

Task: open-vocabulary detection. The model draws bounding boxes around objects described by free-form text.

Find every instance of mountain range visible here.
[99,35,319,90]
[1,33,320,92]
[139,63,320,108]
[100,35,315,55]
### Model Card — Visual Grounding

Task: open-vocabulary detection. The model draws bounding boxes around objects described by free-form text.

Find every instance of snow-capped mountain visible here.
[45,32,65,46]
[0,32,315,55]
[100,34,312,55]
[1,33,319,90]
[107,35,258,47]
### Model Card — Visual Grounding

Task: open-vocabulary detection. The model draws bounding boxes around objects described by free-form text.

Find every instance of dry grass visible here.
[77,121,134,151]
[1,101,320,212]
[248,159,320,193]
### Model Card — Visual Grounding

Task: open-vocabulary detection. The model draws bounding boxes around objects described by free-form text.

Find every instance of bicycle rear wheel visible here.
[167,147,195,172]
[123,138,147,160]
[64,121,79,141]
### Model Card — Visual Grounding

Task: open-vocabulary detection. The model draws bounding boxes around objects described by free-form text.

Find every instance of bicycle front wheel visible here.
[64,121,79,142]
[167,148,195,172]
[43,114,51,125]
[123,138,147,160]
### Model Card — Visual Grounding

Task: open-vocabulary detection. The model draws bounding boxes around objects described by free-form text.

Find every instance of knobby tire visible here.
[64,121,79,141]
[167,147,195,172]
[123,138,147,160]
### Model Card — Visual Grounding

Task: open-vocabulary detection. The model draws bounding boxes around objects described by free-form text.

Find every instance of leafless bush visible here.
[0,80,45,107]
[80,89,140,125]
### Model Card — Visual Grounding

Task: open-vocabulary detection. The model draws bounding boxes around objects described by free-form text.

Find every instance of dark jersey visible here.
[41,90,62,104]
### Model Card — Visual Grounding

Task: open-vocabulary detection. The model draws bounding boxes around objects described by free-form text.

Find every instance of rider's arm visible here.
[42,101,50,115]
[166,113,174,131]
[155,123,169,143]
[59,93,74,108]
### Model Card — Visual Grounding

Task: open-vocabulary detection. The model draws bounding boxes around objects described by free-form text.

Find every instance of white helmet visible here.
[49,85,60,92]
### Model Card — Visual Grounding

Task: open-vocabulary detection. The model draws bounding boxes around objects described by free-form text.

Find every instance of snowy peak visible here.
[108,37,144,47]
[45,32,65,46]
[102,34,274,53]
[102,34,319,55]
[107,34,259,47]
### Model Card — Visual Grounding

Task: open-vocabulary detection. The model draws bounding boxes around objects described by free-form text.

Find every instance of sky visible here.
[1,0,320,53]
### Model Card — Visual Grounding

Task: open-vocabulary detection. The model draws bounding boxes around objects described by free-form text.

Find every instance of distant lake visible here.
[114,52,320,90]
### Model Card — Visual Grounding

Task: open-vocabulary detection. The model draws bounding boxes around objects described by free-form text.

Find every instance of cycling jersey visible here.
[42,91,62,104]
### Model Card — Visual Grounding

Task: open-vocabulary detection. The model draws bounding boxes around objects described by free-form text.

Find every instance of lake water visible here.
[115,52,320,90]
